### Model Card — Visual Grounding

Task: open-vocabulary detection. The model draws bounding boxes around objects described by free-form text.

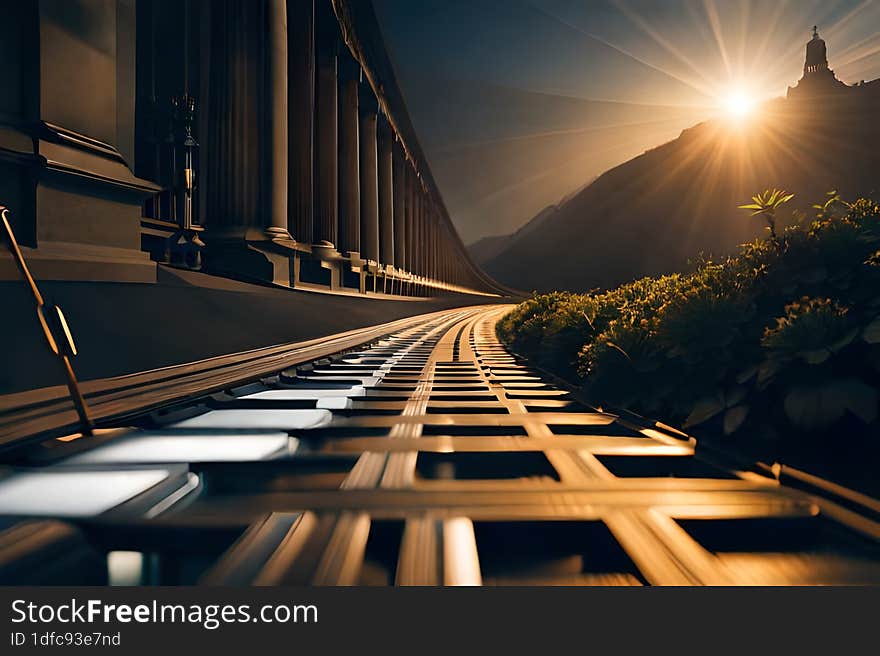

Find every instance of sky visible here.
[372,0,880,243]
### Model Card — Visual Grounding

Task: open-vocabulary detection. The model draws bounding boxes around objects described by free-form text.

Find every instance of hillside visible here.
[468,204,558,266]
[496,195,880,494]
[393,73,710,243]
[468,234,511,267]
[482,89,880,292]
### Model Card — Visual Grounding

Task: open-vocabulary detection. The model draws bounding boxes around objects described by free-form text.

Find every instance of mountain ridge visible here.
[478,88,880,292]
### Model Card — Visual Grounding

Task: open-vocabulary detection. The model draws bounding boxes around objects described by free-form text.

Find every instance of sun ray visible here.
[749,0,852,91]
[735,0,750,81]
[746,0,790,82]
[523,1,714,101]
[611,0,720,96]
[453,121,694,215]
[702,0,732,79]
[412,0,880,245]
[837,40,880,68]
[824,0,876,41]
[434,113,711,155]
[834,30,880,65]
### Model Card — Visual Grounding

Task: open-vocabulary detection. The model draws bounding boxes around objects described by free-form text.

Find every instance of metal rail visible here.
[1,207,93,437]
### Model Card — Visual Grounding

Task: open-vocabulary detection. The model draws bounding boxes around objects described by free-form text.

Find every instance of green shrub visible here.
[498,193,880,439]
[761,297,856,365]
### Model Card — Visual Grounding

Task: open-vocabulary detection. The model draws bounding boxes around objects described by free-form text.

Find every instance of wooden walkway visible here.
[1,306,879,585]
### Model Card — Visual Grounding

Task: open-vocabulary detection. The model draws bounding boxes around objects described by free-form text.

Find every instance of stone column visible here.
[423,199,431,279]
[289,0,314,243]
[415,186,425,276]
[424,197,432,278]
[429,210,438,281]
[405,165,416,273]
[203,0,269,233]
[441,223,450,284]
[337,50,360,256]
[392,140,407,271]
[267,0,292,240]
[454,257,464,285]
[412,187,420,276]
[377,114,395,267]
[421,199,430,292]
[314,0,338,247]
[359,85,380,263]
[202,0,313,284]
[424,208,433,283]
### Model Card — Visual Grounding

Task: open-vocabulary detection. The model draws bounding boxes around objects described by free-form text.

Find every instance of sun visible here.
[720,89,755,120]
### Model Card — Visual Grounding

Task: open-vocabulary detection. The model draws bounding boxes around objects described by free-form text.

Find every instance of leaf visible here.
[783,378,878,429]
[684,394,725,427]
[800,348,831,365]
[605,341,632,362]
[725,385,748,407]
[736,365,758,384]
[581,310,595,332]
[864,316,880,344]
[784,384,846,430]
[829,327,859,352]
[723,405,749,435]
[757,360,780,388]
[839,379,879,424]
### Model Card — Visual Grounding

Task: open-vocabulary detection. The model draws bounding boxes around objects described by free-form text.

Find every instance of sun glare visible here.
[721,90,755,120]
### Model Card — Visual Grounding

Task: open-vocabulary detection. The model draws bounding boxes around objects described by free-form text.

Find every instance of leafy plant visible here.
[738,188,794,242]
[498,191,880,442]
[812,190,849,220]
[782,378,877,430]
[761,297,857,365]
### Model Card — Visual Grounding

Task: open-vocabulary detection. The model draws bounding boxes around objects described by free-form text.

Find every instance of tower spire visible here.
[787,24,847,98]
[804,25,828,74]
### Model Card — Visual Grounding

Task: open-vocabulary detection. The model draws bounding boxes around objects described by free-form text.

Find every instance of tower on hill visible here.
[787,26,848,98]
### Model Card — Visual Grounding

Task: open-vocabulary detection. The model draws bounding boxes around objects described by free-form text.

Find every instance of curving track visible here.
[1,306,879,585]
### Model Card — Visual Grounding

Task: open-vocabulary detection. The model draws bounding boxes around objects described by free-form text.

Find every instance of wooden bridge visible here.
[1,306,879,585]
[0,1,878,586]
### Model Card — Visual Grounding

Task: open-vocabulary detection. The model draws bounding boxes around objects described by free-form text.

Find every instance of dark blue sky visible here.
[373,0,880,242]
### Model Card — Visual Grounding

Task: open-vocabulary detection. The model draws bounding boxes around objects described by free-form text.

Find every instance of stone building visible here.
[0,1,509,394]
[788,26,880,100]
[0,0,503,296]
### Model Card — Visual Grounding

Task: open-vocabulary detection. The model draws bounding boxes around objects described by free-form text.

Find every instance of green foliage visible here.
[498,192,880,438]
[761,298,856,364]
[739,188,795,241]
[812,190,849,221]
